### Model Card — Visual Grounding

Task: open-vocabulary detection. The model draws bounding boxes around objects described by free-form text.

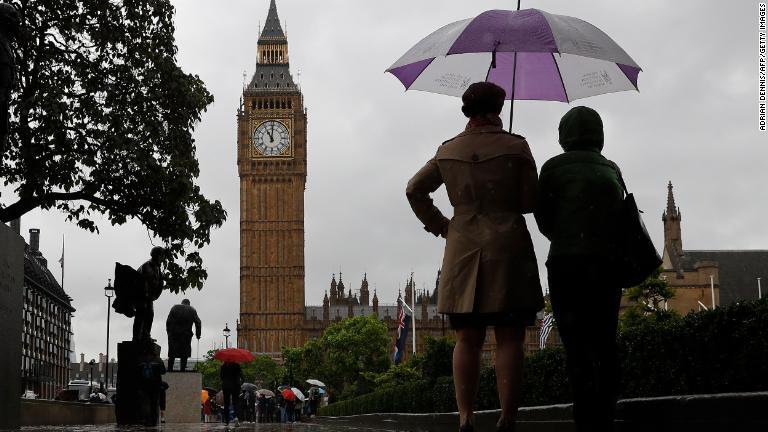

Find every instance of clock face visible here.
[252,120,291,156]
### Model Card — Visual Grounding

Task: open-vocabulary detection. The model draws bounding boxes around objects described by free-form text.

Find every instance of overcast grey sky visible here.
[10,0,766,362]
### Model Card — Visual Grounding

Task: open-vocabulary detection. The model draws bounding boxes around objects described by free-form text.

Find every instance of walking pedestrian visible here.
[406,82,543,432]
[219,362,242,426]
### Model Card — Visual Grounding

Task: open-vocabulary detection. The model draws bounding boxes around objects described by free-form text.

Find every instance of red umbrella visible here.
[281,387,296,401]
[213,348,255,364]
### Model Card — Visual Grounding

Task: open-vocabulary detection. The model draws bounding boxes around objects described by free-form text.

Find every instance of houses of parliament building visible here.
[235,1,544,361]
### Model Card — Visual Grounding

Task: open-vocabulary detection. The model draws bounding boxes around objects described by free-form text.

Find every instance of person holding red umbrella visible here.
[220,361,243,426]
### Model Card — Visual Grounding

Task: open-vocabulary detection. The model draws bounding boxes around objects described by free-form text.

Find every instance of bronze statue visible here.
[165,299,201,372]
[0,3,20,156]
[133,246,166,342]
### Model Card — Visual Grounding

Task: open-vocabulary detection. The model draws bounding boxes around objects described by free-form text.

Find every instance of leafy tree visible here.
[622,267,677,325]
[194,350,222,389]
[241,355,282,389]
[280,337,324,387]
[0,0,225,292]
[321,316,390,397]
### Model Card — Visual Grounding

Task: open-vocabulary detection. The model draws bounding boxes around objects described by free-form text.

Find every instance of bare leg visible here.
[453,326,486,428]
[494,325,525,428]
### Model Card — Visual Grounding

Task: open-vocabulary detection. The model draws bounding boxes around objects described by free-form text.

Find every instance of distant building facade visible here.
[69,353,118,389]
[18,227,75,399]
[660,182,768,313]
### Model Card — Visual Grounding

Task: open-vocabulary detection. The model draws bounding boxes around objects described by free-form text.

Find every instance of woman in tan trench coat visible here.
[406,82,543,432]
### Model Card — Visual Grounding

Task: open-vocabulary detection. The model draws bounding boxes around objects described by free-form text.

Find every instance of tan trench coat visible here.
[406,125,544,314]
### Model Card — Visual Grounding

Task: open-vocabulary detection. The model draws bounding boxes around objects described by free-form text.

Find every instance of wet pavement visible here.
[16,423,418,432]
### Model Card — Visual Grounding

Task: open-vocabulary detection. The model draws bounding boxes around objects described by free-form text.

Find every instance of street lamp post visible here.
[104,279,114,388]
[88,359,95,391]
[223,323,231,349]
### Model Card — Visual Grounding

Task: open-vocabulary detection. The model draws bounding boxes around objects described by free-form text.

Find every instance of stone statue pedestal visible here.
[115,340,164,425]
[0,223,24,429]
[164,372,202,423]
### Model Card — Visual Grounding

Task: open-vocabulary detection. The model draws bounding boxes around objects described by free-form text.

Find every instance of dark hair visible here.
[461,82,506,118]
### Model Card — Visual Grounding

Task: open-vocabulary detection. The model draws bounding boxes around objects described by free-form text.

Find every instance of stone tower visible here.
[662,181,683,275]
[237,0,307,356]
[360,273,370,306]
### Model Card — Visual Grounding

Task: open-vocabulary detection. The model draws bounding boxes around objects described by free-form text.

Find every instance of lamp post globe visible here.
[223,323,231,349]
[88,359,95,392]
[104,279,114,388]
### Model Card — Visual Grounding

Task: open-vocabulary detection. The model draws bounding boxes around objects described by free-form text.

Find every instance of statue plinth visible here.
[115,340,165,426]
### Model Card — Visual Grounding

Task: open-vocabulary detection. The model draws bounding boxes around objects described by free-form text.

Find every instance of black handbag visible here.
[613,167,662,287]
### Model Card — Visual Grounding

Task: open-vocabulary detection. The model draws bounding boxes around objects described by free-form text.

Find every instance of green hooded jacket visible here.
[534,107,624,259]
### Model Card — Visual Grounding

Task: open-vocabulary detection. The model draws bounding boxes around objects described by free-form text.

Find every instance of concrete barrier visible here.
[20,398,116,426]
[317,391,768,431]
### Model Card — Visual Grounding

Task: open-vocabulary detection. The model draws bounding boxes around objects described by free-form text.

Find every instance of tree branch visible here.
[0,189,112,223]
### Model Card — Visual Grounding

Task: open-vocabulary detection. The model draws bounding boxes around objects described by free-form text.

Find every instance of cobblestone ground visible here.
[17,423,416,432]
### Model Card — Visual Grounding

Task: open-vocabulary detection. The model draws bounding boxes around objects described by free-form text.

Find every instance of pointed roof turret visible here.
[259,0,287,42]
[663,181,680,220]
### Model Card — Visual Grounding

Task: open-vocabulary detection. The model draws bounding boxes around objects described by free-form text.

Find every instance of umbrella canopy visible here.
[305,379,325,387]
[257,389,275,397]
[386,8,641,119]
[241,383,258,391]
[203,387,218,396]
[281,388,296,401]
[213,348,255,364]
[291,387,306,402]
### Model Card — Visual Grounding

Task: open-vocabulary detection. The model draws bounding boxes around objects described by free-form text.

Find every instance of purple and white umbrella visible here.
[386,9,642,117]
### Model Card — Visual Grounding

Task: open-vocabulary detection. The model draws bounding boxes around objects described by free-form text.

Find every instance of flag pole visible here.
[509,0,521,132]
[411,273,416,355]
[59,235,65,290]
[710,275,716,309]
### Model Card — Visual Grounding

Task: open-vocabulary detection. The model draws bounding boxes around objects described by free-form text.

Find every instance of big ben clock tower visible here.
[237,0,307,356]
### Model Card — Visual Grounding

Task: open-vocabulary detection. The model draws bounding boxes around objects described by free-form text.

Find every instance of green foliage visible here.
[321,315,390,397]
[622,267,676,318]
[241,355,282,389]
[521,347,570,406]
[418,336,455,384]
[1,0,225,292]
[320,299,768,416]
[364,363,422,391]
[194,350,222,390]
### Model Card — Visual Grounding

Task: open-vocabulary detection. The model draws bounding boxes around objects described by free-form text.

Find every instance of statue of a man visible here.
[165,299,202,372]
[0,3,20,156]
[133,246,165,342]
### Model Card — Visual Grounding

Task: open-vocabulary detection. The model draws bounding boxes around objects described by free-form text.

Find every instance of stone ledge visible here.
[20,398,115,426]
[318,391,768,431]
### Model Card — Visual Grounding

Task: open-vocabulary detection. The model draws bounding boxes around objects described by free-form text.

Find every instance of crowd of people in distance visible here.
[202,383,325,425]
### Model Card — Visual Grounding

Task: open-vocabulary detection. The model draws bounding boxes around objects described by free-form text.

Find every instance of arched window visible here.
[250,101,256,109]
[288,100,292,109]
[276,83,280,88]
[258,100,262,109]
[270,100,274,109]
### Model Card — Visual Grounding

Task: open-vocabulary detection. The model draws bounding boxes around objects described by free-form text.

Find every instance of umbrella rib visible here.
[551,53,570,103]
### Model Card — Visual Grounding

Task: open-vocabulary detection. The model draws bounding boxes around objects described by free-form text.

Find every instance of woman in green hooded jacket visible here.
[534,106,624,432]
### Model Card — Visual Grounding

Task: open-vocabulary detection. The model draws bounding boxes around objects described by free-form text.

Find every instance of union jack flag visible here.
[393,299,411,365]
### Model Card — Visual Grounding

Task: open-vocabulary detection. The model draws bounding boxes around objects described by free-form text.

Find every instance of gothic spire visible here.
[259,0,287,42]
[664,181,679,219]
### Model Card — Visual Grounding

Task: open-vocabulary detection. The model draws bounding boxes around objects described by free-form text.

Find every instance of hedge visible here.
[319,299,768,416]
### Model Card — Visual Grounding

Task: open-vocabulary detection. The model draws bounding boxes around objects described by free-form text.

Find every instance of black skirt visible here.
[447,311,537,329]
